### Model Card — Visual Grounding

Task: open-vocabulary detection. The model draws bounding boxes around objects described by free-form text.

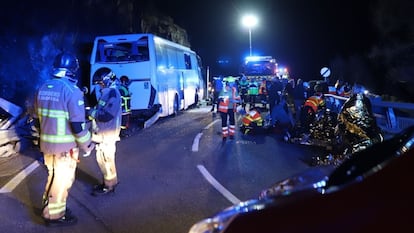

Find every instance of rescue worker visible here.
[300,88,326,133]
[218,79,241,141]
[118,76,132,137]
[34,52,94,226]
[247,78,259,109]
[267,77,282,118]
[258,77,268,109]
[238,74,249,110]
[88,68,122,195]
[241,106,263,134]
[210,76,224,113]
[293,79,306,122]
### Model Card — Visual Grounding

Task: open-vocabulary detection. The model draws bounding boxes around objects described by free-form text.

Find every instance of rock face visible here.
[140,12,190,47]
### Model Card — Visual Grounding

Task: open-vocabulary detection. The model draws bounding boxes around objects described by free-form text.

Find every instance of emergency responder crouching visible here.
[88,68,122,195]
[34,52,95,226]
[240,106,263,135]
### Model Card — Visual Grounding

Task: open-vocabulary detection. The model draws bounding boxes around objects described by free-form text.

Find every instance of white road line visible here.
[0,161,40,194]
[197,165,241,204]
[191,119,220,152]
[192,133,203,152]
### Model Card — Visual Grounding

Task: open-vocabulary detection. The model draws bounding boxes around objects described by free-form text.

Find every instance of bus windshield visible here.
[95,37,150,63]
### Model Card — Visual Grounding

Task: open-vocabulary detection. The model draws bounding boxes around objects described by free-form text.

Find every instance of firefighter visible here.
[210,76,224,113]
[258,77,268,109]
[238,74,249,110]
[88,68,122,195]
[34,52,94,226]
[118,76,132,137]
[240,106,263,134]
[300,89,326,133]
[218,79,241,141]
[247,78,259,108]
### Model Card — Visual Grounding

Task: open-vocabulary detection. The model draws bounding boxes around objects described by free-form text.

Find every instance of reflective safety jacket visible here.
[35,77,91,154]
[303,94,325,113]
[258,80,268,95]
[118,84,131,115]
[242,109,263,127]
[248,81,259,95]
[239,79,249,95]
[89,86,122,142]
[218,86,241,113]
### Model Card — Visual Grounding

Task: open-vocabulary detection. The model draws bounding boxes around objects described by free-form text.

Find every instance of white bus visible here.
[89,33,205,120]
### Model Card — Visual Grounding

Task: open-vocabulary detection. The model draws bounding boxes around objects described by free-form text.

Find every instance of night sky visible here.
[2,0,413,103]
[151,0,377,79]
[2,0,377,79]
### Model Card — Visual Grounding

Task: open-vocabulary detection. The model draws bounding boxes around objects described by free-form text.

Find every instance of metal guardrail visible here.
[324,94,414,135]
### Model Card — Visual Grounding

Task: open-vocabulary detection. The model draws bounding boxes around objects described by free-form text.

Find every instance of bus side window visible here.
[184,54,191,69]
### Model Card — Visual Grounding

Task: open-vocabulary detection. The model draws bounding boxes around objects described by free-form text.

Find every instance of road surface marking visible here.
[197,165,241,204]
[192,133,203,152]
[191,119,220,152]
[0,161,39,193]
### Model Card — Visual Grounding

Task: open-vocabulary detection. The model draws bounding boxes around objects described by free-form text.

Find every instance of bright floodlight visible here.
[242,15,258,28]
[242,15,258,56]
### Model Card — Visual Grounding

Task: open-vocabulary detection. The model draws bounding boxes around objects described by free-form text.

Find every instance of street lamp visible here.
[242,14,258,56]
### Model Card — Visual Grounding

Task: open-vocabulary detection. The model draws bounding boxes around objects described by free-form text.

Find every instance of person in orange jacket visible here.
[218,80,241,141]
[241,106,263,134]
[300,91,326,133]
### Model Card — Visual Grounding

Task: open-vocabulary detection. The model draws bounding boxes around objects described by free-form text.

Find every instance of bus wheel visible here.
[173,94,179,116]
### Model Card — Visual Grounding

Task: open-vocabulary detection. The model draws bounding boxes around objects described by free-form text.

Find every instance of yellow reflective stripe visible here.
[41,134,75,143]
[76,131,91,144]
[38,108,69,119]
[48,202,66,216]
[38,108,69,135]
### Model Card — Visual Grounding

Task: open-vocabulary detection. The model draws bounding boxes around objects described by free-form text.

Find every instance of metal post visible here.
[248,28,252,56]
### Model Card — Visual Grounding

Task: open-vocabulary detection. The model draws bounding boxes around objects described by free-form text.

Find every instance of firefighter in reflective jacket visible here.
[238,74,249,110]
[303,93,325,114]
[258,78,268,108]
[118,76,131,137]
[218,80,241,141]
[89,68,122,195]
[300,92,325,133]
[247,78,259,107]
[241,106,263,134]
[34,52,94,226]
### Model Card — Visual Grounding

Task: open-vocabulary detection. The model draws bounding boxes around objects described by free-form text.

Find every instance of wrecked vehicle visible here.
[0,98,38,157]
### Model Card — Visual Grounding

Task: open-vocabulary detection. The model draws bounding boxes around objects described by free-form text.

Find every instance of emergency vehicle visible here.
[240,56,278,81]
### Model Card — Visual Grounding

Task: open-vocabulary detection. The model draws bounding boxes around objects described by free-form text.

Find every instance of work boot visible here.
[91,184,116,196]
[43,213,77,227]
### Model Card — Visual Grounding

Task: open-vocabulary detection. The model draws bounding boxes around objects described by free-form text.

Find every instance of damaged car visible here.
[189,125,414,233]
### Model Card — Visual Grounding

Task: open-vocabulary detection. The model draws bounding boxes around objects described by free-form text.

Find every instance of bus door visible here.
[179,72,185,109]
[129,78,153,111]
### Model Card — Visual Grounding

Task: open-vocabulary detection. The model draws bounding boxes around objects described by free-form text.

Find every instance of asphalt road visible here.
[0,106,325,233]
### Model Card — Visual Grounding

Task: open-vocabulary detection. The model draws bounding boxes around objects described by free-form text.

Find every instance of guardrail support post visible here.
[386,107,397,131]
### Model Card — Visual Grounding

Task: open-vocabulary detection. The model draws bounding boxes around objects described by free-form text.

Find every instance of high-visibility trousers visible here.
[42,148,79,220]
[95,140,118,188]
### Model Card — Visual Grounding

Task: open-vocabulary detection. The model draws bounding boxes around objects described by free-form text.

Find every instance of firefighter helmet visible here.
[93,68,116,87]
[120,76,130,85]
[52,52,80,80]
